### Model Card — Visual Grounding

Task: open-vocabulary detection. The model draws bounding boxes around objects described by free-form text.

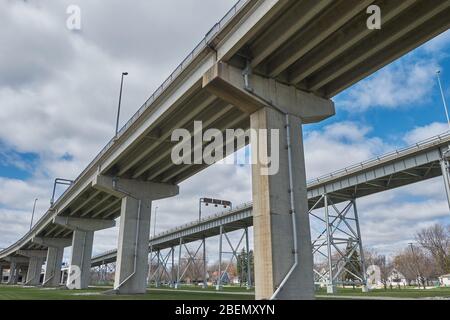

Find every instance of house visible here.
[387,269,408,287]
[439,274,450,287]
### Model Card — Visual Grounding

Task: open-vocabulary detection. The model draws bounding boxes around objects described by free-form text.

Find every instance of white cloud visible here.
[304,122,389,179]
[403,122,449,145]
[338,58,439,111]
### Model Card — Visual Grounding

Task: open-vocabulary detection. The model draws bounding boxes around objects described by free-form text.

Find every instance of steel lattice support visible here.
[310,194,368,293]
[216,226,252,291]
[440,148,450,210]
[148,248,174,287]
[173,238,206,289]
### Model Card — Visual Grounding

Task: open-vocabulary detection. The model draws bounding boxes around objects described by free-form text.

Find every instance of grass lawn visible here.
[316,286,450,299]
[2,284,450,300]
[0,285,255,300]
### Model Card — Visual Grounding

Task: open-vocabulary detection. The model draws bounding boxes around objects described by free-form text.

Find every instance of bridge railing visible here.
[307,131,450,186]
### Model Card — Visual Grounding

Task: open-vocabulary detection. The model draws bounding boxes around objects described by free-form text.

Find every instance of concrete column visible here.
[92,175,178,295]
[44,247,64,287]
[251,107,315,300]
[114,197,152,294]
[203,62,335,299]
[68,229,94,289]
[7,261,17,284]
[17,250,47,286]
[32,237,71,287]
[53,217,115,290]
[25,257,44,286]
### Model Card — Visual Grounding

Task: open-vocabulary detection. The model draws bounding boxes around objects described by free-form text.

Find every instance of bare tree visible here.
[416,224,450,274]
[393,246,437,289]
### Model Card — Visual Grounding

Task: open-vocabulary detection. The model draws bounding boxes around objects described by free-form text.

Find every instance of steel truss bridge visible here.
[91,132,450,290]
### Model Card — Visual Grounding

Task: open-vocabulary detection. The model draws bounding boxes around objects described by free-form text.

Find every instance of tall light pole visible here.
[115,72,128,137]
[437,70,450,130]
[30,198,38,230]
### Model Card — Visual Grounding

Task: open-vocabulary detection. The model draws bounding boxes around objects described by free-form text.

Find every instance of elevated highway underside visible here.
[1,0,449,299]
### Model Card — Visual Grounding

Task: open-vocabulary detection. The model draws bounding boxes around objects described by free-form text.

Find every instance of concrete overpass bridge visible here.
[0,0,449,300]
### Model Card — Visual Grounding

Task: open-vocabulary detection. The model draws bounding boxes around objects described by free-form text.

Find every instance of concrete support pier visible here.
[7,261,17,285]
[54,217,115,289]
[203,62,335,300]
[33,237,72,287]
[251,108,316,300]
[93,175,179,294]
[17,250,47,286]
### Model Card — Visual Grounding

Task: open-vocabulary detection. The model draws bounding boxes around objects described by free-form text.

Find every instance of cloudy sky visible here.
[1,0,450,265]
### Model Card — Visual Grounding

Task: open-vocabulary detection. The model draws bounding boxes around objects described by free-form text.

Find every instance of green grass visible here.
[2,284,450,300]
[316,286,450,299]
[0,285,255,300]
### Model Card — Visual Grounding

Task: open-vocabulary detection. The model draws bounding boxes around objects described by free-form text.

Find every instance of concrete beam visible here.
[17,250,47,259]
[5,256,29,264]
[251,107,315,300]
[32,237,72,248]
[202,62,335,123]
[53,216,115,232]
[93,175,179,200]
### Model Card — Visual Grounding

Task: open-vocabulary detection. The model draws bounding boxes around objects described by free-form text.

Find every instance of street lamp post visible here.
[436,70,450,130]
[115,72,129,137]
[30,198,38,230]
